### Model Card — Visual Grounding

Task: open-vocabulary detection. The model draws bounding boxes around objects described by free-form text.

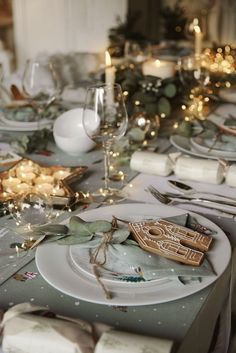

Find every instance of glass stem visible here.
[102,141,111,191]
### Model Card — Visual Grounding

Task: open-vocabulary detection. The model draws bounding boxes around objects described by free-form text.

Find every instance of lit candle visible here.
[53,170,71,180]
[105,51,115,86]
[2,177,21,190]
[35,175,54,185]
[16,164,35,175]
[52,186,66,197]
[17,172,36,183]
[35,183,53,195]
[13,183,32,194]
[142,59,176,79]
[194,24,203,56]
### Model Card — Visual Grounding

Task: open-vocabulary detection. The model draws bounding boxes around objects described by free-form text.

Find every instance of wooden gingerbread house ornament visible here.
[128,219,213,266]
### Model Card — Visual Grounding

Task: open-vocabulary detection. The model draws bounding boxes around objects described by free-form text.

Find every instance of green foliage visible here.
[69,216,112,236]
[115,64,179,119]
[11,128,54,154]
[176,120,193,137]
[58,216,130,246]
[157,97,171,116]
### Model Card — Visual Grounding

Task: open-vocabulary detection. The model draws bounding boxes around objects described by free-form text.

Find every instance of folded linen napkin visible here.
[69,214,215,283]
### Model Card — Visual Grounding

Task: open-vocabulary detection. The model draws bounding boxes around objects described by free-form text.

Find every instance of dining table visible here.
[0,100,235,353]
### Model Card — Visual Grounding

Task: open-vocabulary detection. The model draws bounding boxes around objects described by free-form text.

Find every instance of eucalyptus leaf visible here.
[127,127,145,142]
[57,234,94,245]
[163,83,176,98]
[88,220,112,234]
[36,224,68,235]
[224,118,236,128]
[157,97,171,117]
[69,216,92,236]
[69,216,112,236]
[110,229,130,244]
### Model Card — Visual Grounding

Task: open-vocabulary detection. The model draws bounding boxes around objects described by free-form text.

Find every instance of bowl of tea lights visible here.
[0,158,87,207]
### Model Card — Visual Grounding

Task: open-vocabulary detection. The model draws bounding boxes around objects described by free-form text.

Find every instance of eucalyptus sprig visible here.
[58,216,130,246]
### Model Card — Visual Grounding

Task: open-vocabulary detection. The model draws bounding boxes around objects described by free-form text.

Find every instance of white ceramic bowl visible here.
[53,108,95,155]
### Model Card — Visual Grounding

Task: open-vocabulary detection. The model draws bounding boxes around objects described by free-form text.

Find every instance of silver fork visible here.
[147,185,236,218]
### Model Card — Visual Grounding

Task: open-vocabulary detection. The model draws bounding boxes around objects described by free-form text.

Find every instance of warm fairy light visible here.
[205,45,236,74]
[128,183,133,188]
[15,245,19,257]
[173,122,179,129]
[118,171,124,180]
[160,113,166,118]
[135,100,140,106]
[181,105,186,110]
[226,81,231,87]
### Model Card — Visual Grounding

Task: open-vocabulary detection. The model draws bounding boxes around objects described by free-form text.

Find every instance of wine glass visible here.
[178,54,210,92]
[22,58,60,128]
[82,83,128,203]
[178,54,210,120]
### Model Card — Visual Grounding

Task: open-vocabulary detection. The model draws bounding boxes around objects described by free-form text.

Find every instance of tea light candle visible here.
[13,183,32,194]
[17,172,36,183]
[16,164,35,175]
[35,183,53,195]
[53,170,71,180]
[142,59,175,79]
[52,186,66,197]
[35,175,54,185]
[2,177,21,189]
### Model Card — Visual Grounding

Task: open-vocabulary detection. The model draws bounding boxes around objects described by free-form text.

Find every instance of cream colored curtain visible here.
[208,0,236,44]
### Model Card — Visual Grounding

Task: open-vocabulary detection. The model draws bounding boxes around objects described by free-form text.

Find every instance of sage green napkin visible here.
[201,135,236,152]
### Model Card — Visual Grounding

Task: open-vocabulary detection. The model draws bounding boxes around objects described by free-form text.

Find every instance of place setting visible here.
[2,2,236,352]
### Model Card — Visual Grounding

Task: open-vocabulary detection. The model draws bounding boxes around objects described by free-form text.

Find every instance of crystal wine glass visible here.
[178,54,210,119]
[178,54,210,92]
[82,83,128,203]
[22,58,60,128]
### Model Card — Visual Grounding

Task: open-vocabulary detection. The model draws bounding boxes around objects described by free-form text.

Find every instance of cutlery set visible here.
[147,181,236,218]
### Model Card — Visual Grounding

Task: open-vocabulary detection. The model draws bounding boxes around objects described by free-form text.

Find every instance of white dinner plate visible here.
[0,114,52,131]
[207,105,236,137]
[170,135,236,161]
[35,203,231,306]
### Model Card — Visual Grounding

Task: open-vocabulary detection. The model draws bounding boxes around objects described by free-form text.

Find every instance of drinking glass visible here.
[178,54,210,93]
[82,83,128,203]
[22,58,60,128]
[178,54,210,120]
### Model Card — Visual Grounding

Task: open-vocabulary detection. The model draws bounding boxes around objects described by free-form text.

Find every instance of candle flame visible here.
[194,25,201,34]
[105,50,112,66]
